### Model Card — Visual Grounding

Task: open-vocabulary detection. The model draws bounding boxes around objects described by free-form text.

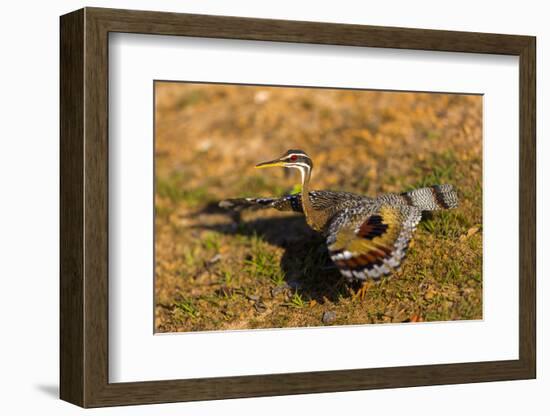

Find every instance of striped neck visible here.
[297,163,322,231]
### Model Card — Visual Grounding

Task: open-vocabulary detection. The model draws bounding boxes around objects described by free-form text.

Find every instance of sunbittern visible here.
[220,149,458,292]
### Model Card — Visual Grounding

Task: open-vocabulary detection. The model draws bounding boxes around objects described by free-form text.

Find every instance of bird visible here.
[220,149,458,296]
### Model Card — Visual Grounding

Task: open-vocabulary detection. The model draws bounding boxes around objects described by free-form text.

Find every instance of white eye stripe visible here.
[284,153,309,161]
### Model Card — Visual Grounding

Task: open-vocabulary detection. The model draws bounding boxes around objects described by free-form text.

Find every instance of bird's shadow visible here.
[193,203,355,303]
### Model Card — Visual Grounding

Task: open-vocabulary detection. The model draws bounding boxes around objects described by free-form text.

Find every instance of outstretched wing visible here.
[219,191,362,213]
[327,205,422,280]
[219,194,303,212]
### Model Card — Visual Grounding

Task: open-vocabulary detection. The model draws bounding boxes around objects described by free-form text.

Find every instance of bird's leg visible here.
[353,280,375,301]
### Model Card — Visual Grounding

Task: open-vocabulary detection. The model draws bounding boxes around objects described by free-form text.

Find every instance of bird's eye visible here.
[290,155,298,161]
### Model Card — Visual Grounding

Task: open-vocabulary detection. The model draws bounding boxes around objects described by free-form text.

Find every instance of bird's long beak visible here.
[255,159,284,169]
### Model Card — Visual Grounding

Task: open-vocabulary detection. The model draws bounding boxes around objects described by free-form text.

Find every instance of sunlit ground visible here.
[154,82,482,332]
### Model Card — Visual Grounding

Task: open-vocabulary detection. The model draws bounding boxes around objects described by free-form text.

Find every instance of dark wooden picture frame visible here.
[60,7,536,408]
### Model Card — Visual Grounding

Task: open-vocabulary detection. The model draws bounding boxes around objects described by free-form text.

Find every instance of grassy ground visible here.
[154,82,483,332]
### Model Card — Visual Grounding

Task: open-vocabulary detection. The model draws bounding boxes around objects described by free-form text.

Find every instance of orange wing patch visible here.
[327,205,422,280]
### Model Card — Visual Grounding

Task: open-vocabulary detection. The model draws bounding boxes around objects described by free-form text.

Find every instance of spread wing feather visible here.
[327,205,422,280]
[219,195,303,212]
[219,191,367,213]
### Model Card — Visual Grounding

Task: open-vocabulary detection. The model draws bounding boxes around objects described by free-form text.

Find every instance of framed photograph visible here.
[60,7,536,408]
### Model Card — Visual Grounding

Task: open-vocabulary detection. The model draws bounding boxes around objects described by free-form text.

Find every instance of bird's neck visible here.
[299,166,323,231]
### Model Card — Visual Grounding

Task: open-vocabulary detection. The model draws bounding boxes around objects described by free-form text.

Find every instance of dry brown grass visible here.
[154,82,482,333]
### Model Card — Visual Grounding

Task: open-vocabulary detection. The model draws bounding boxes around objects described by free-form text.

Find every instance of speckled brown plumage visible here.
[220,150,458,281]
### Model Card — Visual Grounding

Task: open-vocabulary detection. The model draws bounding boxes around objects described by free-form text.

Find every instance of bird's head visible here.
[255,149,313,178]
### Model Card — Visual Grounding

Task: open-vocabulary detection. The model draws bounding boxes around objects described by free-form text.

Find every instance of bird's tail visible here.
[401,184,458,211]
